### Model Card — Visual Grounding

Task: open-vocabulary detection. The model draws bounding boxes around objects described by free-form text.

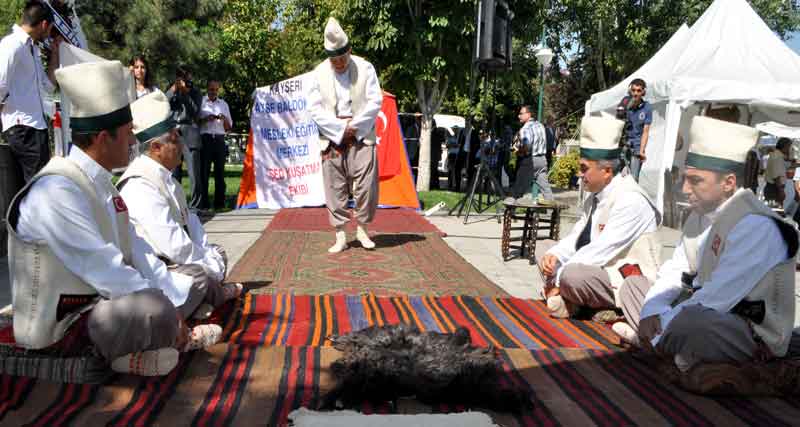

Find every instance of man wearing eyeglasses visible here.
[621,78,652,181]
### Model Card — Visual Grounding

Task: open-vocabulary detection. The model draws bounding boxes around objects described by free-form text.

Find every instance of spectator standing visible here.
[510,105,552,203]
[764,137,791,207]
[620,78,652,181]
[198,79,232,210]
[0,1,61,182]
[130,55,156,99]
[544,116,558,169]
[429,121,443,190]
[166,66,203,209]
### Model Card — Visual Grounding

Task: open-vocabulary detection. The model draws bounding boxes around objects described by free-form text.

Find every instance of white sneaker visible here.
[111,348,179,376]
[611,322,639,346]
[328,230,348,253]
[546,295,575,318]
[356,225,376,249]
[191,303,215,320]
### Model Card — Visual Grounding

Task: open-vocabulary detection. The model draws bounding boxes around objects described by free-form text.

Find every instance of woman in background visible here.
[130,55,156,99]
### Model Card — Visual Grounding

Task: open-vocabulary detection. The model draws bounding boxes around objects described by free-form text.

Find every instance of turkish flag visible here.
[376,93,403,179]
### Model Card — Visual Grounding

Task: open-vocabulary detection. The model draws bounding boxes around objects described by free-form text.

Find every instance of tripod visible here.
[449,68,506,224]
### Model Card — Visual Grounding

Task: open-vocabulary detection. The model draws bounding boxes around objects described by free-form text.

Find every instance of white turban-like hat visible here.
[579,116,625,160]
[324,17,350,57]
[686,116,759,173]
[55,60,133,132]
[131,90,176,143]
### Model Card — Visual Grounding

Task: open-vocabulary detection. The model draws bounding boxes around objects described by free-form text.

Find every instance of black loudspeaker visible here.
[475,0,514,71]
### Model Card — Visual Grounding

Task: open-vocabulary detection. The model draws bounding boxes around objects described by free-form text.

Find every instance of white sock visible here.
[356,225,375,249]
[111,348,179,376]
[328,228,348,253]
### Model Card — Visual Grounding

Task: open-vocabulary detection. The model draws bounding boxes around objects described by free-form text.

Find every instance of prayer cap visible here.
[130,90,176,143]
[324,17,350,57]
[55,61,133,132]
[686,116,759,174]
[579,116,625,160]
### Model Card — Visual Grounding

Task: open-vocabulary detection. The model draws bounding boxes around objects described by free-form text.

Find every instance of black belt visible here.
[533,154,546,157]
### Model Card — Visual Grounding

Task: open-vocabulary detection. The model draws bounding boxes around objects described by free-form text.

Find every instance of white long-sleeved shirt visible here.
[119,155,226,284]
[16,147,193,306]
[199,96,232,135]
[0,25,54,130]
[308,56,382,145]
[546,174,659,281]
[519,119,546,156]
[641,211,788,346]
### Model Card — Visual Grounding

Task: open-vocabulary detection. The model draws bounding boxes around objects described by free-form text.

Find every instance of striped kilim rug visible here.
[3,294,800,426]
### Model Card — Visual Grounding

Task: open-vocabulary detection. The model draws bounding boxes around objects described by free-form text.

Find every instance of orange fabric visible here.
[236,131,258,208]
[377,93,420,209]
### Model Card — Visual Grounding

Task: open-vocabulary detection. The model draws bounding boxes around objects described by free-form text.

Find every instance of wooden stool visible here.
[501,201,562,264]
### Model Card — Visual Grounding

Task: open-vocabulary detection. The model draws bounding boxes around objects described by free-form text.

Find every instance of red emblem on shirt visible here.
[711,234,721,257]
[112,196,128,213]
[598,224,606,232]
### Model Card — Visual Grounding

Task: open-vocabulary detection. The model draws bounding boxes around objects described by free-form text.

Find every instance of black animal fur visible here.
[322,324,532,412]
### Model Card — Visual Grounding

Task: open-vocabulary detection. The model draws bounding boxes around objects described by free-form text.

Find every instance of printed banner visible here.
[251,74,326,209]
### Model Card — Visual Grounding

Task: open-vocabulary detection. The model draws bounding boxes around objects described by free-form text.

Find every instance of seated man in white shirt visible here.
[612,117,797,374]
[540,116,660,319]
[7,61,221,378]
[118,91,242,319]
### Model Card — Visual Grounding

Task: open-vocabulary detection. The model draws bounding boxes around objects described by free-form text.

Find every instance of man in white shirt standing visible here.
[118,90,242,318]
[7,61,221,378]
[540,116,660,319]
[308,17,383,253]
[0,1,61,182]
[612,117,797,375]
[198,79,232,210]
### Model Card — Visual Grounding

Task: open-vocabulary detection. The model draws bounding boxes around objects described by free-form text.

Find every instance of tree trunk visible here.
[416,115,433,192]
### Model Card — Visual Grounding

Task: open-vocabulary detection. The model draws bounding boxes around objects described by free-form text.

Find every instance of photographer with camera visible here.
[0,1,62,183]
[616,78,652,182]
[199,79,232,210]
[509,105,552,204]
[167,65,203,209]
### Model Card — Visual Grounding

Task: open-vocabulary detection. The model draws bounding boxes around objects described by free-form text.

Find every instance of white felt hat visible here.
[131,90,176,143]
[579,116,625,160]
[324,17,350,57]
[686,116,759,173]
[55,60,133,132]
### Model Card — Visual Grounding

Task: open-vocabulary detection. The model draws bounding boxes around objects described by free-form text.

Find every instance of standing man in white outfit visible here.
[6,61,220,377]
[612,117,797,374]
[540,116,660,319]
[308,17,383,253]
[118,91,242,319]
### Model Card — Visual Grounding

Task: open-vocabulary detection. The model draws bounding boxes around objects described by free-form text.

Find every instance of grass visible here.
[416,190,465,211]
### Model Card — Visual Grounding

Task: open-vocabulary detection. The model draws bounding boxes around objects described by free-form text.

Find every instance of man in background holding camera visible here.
[509,104,553,204]
[0,1,62,183]
[617,78,652,182]
[166,66,203,210]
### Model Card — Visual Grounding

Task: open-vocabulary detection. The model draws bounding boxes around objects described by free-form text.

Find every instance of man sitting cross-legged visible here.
[6,61,222,377]
[612,116,797,375]
[540,116,660,319]
[118,91,242,320]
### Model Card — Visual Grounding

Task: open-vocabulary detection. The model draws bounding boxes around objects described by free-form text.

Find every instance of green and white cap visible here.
[55,60,133,132]
[131,90,177,143]
[686,116,759,174]
[324,17,350,57]
[579,116,625,160]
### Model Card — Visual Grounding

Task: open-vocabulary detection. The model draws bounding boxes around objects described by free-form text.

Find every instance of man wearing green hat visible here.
[6,61,221,378]
[541,116,660,319]
[612,116,797,374]
[118,90,243,320]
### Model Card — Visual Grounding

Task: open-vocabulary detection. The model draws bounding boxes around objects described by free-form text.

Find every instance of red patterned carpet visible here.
[266,207,445,235]
[227,230,507,296]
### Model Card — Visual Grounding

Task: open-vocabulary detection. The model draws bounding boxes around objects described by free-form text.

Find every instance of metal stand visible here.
[449,67,506,224]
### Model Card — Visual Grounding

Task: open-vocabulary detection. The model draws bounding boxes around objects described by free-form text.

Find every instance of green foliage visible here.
[548,150,579,189]
[0,0,24,32]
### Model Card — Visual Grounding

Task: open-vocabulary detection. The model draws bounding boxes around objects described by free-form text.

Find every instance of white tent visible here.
[586,0,800,223]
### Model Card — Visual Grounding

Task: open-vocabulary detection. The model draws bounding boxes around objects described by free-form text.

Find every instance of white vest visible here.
[588,175,662,304]
[7,157,133,349]
[314,55,376,152]
[682,189,797,357]
[117,156,195,262]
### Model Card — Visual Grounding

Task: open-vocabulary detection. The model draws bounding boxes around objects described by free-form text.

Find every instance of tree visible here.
[0,0,25,34]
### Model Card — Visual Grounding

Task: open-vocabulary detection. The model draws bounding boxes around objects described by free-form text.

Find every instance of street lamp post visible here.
[534,36,554,123]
